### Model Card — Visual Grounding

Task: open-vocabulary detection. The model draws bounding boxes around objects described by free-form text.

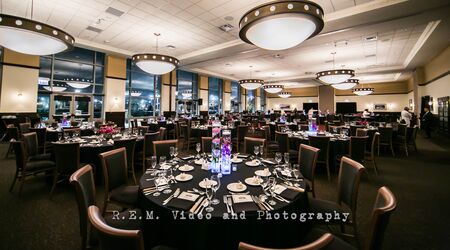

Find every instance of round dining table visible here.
[138,157,310,250]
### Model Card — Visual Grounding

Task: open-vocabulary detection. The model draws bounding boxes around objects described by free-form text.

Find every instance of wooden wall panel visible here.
[423,45,450,84]
[224,80,231,93]
[3,49,39,67]
[199,75,208,90]
[335,81,409,96]
[105,55,126,79]
[319,86,335,113]
[267,86,318,98]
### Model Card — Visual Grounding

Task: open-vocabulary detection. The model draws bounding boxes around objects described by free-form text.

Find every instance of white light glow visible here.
[136,60,176,75]
[263,85,283,93]
[43,86,66,92]
[241,82,262,90]
[353,89,374,96]
[318,73,353,84]
[331,82,357,90]
[67,82,90,89]
[278,92,291,98]
[0,26,68,55]
[246,15,316,50]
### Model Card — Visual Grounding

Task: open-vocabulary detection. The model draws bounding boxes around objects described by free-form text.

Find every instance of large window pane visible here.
[247,90,255,113]
[38,57,52,92]
[208,77,222,115]
[231,81,240,112]
[95,52,105,66]
[94,96,103,118]
[129,64,156,117]
[55,47,95,64]
[95,66,104,85]
[37,94,50,120]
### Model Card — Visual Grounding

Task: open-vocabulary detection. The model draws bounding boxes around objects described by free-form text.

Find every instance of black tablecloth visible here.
[139,158,310,250]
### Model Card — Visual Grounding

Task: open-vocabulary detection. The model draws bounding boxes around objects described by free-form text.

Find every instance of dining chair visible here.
[308,136,331,181]
[137,126,149,136]
[300,124,309,131]
[356,128,368,137]
[350,125,365,136]
[276,124,287,132]
[349,136,368,164]
[153,140,178,159]
[377,127,395,157]
[19,122,31,136]
[22,132,52,161]
[181,124,199,150]
[244,137,266,157]
[50,142,81,197]
[328,125,342,134]
[70,165,143,250]
[407,125,418,152]
[265,126,278,156]
[99,148,139,215]
[201,137,212,153]
[297,144,320,198]
[29,127,47,153]
[233,125,249,153]
[114,138,137,184]
[88,205,144,250]
[309,157,365,244]
[159,127,167,140]
[394,124,408,156]
[275,131,298,162]
[10,141,56,195]
[4,125,19,158]
[365,133,380,175]
[238,233,334,250]
[141,132,160,171]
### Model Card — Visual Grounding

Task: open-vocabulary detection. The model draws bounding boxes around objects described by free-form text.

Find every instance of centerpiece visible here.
[210,119,222,173]
[221,129,232,175]
[308,118,317,132]
[98,125,114,140]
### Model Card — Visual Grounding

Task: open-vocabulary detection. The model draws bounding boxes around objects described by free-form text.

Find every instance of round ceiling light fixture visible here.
[331,79,359,90]
[239,79,264,90]
[278,92,291,98]
[262,83,283,93]
[43,83,66,92]
[316,52,355,84]
[65,78,92,89]
[132,33,179,75]
[239,0,324,50]
[353,87,374,96]
[0,0,74,56]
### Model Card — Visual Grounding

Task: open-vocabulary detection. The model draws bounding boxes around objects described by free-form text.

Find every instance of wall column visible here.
[0,49,39,113]
[319,85,335,113]
[104,55,126,126]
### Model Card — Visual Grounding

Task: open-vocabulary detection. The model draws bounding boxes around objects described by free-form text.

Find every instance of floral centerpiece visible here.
[308,118,317,132]
[221,129,232,175]
[210,120,221,173]
[98,126,114,140]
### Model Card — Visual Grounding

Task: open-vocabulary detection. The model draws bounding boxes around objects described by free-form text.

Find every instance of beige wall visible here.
[104,78,126,112]
[335,81,409,96]
[199,89,208,111]
[161,84,171,112]
[319,86,335,113]
[0,65,39,113]
[267,97,319,110]
[335,94,409,112]
[3,49,39,67]
[422,45,450,83]
[418,74,450,114]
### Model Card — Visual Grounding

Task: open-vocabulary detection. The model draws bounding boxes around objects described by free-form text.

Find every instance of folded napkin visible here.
[166,192,199,211]
[232,195,259,213]
[181,156,194,160]
[273,185,303,201]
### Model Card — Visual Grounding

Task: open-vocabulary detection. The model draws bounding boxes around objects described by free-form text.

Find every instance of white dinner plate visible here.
[231,158,243,163]
[227,182,247,192]
[198,179,218,189]
[194,159,206,165]
[178,165,194,172]
[244,177,263,186]
[159,164,171,170]
[175,173,193,182]
[245,160,261,167]
[255,170,271,177]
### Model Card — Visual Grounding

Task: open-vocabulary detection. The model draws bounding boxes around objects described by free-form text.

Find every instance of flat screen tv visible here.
[303,103,318,111]
[336,102,357,114]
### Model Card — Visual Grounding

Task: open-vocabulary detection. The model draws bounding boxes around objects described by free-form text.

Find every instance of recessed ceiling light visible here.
[166,45,176,50]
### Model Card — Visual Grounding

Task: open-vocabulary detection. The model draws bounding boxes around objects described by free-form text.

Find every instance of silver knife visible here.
[251,195,266,211]
[196,199,208,214]
[223,196,231,213]
[163,188,180,205]
[189,196,204,213]
[227,196,235,215]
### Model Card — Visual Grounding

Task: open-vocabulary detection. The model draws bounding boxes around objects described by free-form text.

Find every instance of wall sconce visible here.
[308,99,312,103]
[344,99,349,102]
[17,93,23,99]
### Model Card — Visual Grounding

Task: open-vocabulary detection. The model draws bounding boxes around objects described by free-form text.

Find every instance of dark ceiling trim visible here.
[0,62,40,70]
[419,70,450,86]
[105,76,127,81]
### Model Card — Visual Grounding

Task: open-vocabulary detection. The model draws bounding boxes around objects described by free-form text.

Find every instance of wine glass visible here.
[284,152,290,167]
[210,174,221,205]
[292,164,300,179]
[173,147,178,160]
[267,177,277,206]
[169,146,175,161]
[58,133,62,142]
[204,178,214,213]
[259,146,264,158]
[160,156,166,166]
[275,152,282,166]
[151,156,157,170]
[254,145,260,158]
[196,143,201,159]
[260,176,269,199]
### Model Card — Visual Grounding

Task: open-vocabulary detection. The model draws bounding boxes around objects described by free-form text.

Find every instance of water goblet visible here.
[173,147,178,160]
[275,152,282,166]
[210,174,221,205]
[204,179,214,213]
[169,146,175,161]
[284,152,290,167]
[151,156,157,170]
[254,145,260,158]
[196,143,201,159]
[160,156,166,166]
[267,177,277,206]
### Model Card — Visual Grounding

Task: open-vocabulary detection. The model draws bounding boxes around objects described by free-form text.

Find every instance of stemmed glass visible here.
[254,145,260,158]
[284,152,290,169]
[196,143,201,159]
[292,164,300,179]
[204,178,214,213]
[169,146,175,162]
[210,174,221,205]
[151,156,157,170]
[58,133,62,142]
[173,147,178,160]
[160,156,166,166]
[275,152,282,167]
[259,146,264,158]
[260,176,269,200]
[267,177,277,206]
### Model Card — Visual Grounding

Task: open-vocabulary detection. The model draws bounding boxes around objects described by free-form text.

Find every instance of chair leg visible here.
[9,170,18,192]
[390,142,395,157]
[4,143,12,159]
[18,176,26,196]
[49,170,59,198]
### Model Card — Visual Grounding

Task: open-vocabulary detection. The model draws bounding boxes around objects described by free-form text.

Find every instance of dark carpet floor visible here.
[0,133,449,250]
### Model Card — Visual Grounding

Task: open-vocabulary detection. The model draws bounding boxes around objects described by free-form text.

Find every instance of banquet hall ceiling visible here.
[2,0,450,87]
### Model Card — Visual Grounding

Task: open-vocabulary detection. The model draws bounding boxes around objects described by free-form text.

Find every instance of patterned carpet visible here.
[0,133,449,250]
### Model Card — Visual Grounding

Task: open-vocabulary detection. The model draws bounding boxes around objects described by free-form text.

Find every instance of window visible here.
[247,90,256,113]
[126,59,161,118]
[208,77,223,115]
[177,70,198,100]
[231,81,240,112]
[260,90,266,111]
[37,94,50,120]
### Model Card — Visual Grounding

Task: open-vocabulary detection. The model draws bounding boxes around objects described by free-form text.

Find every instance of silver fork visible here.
[223,196,231,213]
[162,188,180,205]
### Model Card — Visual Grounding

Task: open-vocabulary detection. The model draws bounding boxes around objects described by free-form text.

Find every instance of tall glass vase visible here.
[308,118,317,132]
[211,124,221,174]
[221,129,231,175]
